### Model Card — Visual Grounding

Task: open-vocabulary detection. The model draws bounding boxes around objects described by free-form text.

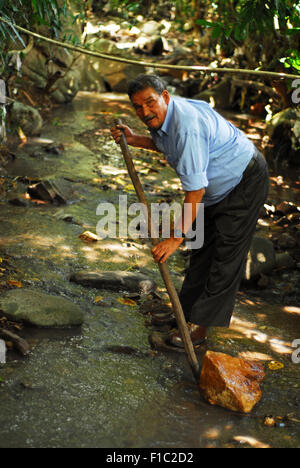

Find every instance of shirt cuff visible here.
[179,172,208,192]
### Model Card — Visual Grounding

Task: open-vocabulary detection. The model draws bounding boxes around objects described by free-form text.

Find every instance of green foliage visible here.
[195,0,300,71]
[0,0,67,141]
[0,0,67,63]
[109,0,142,17]
[280,50,300,71]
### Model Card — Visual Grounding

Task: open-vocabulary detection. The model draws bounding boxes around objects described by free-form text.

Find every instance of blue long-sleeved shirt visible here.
[150,97,255,206]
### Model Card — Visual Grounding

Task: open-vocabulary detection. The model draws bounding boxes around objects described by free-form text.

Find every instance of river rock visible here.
[82,38,145,92]
[0,289,84,327]
[21,48,48,89]
[22,46,80,104]
[243,236,276,281]
[199,351,265,413]
[193,78,232,110]
[139,20,162,36]
[266,108,300,168]
[50,69,80,104]
[70,270,156,296]
[275,252,295,270]
[277,233,297,250]
[10,102,43,136]
[27,178,74,204]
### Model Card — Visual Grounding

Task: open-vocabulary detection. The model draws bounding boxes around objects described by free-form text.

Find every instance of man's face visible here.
[131,87,170,130]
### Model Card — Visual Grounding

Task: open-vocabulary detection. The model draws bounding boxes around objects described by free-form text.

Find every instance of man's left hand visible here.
[152,237,183,264]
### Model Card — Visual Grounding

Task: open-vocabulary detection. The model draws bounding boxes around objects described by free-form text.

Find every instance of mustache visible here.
[144,114,157,122]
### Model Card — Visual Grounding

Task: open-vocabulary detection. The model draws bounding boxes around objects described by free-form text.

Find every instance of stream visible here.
[0,91,299,448]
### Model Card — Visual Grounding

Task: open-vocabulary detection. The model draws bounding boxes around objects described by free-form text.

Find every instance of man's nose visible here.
[142,104,151,117]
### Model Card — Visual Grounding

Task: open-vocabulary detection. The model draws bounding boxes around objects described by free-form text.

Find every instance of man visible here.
[111,74,269,348]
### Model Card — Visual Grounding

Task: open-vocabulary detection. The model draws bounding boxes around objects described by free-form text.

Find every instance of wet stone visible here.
[27,178,74,204]
[199,351,265,413]
[10,102,43,136]
[70,270,157,296]
[277,233,297,250]
[0,289,84,328]
[243,236,276,281]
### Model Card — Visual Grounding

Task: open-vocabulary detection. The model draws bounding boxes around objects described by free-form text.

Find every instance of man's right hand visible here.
[111,124,160,152]
[110,124,136,146]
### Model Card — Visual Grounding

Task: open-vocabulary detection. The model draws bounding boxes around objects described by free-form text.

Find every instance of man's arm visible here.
[174,188,205,238]
[152,188,205,263]
[110,124,161,152]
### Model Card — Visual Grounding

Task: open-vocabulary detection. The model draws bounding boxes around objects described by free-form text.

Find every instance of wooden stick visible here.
[0,328,30,356]
[115,119,200,381]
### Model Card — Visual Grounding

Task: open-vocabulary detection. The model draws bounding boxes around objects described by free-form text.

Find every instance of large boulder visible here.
[83,38,146,92]
[193,78,232,110]
[21,48,48,89]
[21,46,80,104]
[50,69,80,104]
[199,350,265,413]
[0,289,84,327]
[265,108,300,168]
[10,101,43,136]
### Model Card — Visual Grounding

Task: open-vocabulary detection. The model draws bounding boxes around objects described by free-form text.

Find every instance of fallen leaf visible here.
[8,280,23,288]
[94,295,104,303]
[268,361,284,370]
[124,184,135,192]
[114,176,126,186]
[264,416,276,427]
[17,127,27,143]
[117,298,137,306]
[30,199,49,205]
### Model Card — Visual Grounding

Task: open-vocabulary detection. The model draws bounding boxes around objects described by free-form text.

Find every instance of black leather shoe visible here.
[168,323,206,348]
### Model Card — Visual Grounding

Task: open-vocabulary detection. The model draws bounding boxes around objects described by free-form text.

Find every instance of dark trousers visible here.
[179,150,269,327]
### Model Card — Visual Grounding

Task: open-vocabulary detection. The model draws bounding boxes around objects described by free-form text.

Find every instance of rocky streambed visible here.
[0,91,299,448]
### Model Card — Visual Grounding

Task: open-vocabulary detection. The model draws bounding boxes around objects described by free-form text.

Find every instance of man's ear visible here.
[161,89,170,105]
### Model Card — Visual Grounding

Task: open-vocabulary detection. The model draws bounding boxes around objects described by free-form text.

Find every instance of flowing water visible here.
[0,92,299,448]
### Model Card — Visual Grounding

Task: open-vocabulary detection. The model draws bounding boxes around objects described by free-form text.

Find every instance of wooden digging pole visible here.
[115,119,200,382]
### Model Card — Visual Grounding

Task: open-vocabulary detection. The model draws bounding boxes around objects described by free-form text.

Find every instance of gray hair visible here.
[127,74,166,99]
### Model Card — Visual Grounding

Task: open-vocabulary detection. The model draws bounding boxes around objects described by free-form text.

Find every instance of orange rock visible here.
[199,351,265,413]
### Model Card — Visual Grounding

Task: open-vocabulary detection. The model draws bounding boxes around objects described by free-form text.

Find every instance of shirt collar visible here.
[156,97,174,137]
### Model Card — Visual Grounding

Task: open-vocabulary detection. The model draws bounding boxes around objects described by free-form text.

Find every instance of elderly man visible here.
[111,74,269,348]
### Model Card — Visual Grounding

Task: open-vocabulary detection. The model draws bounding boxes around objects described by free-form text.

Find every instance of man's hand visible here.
[152,237,184,264]
[110,124,160,151]
[110,124,136,145]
